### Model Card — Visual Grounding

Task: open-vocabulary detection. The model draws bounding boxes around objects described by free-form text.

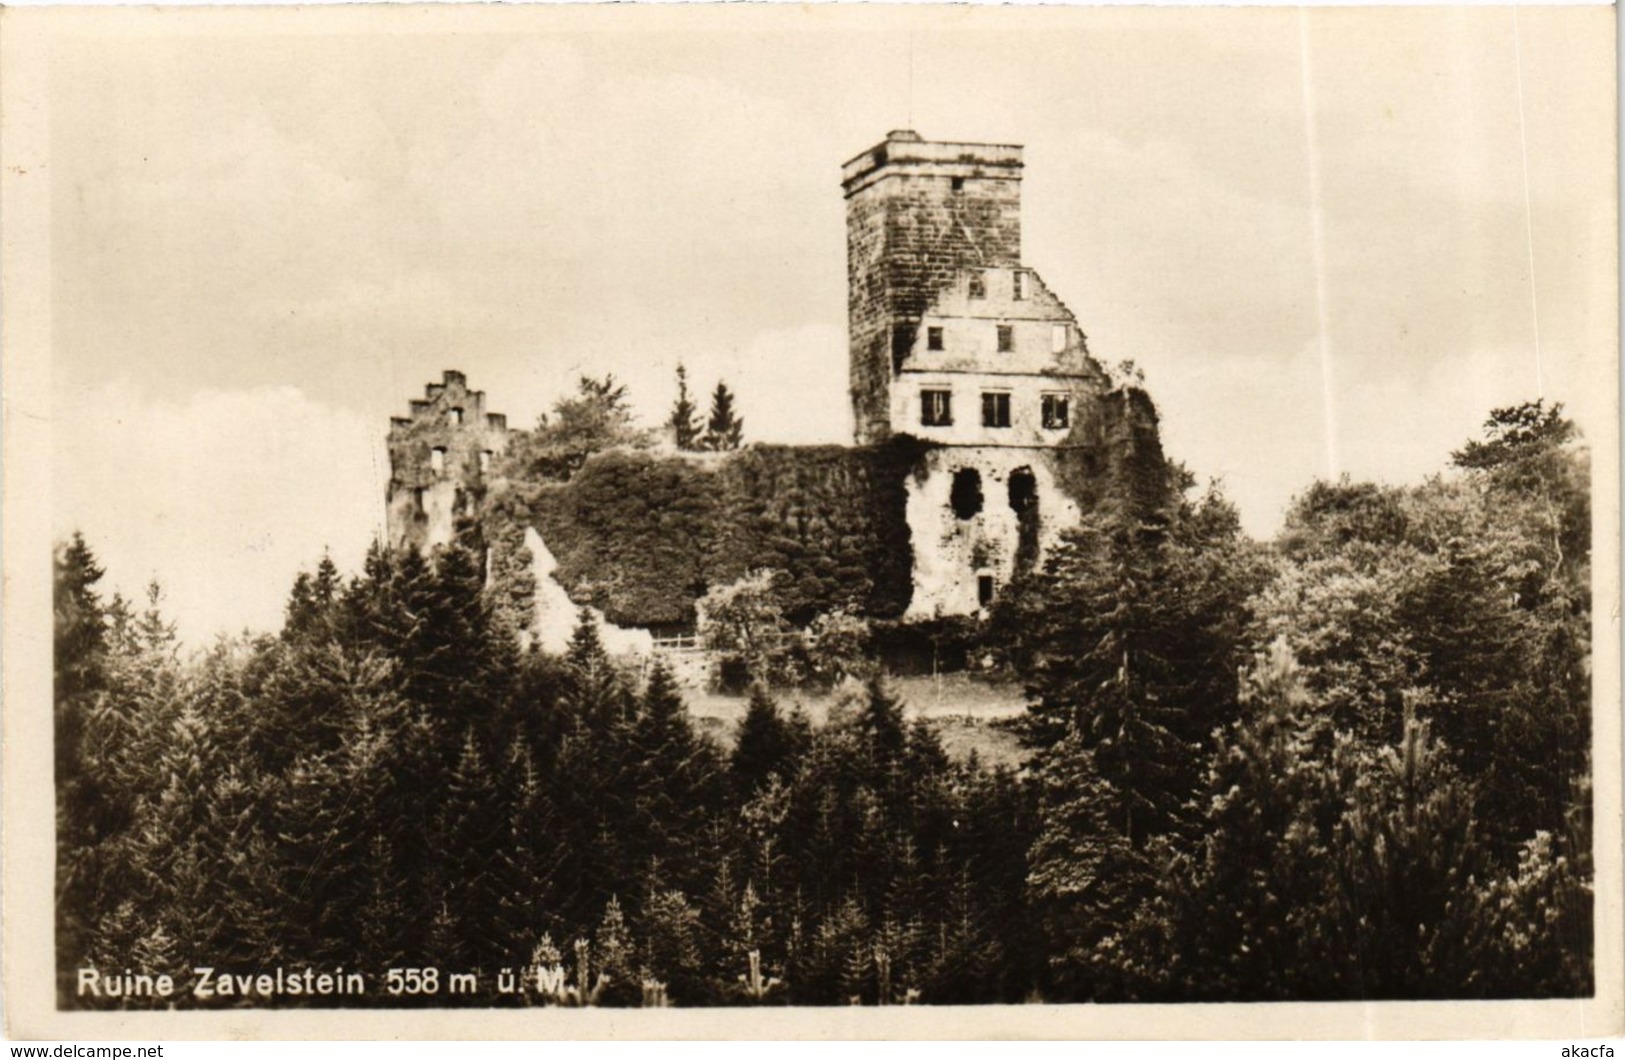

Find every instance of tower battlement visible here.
[840,132,1023,196]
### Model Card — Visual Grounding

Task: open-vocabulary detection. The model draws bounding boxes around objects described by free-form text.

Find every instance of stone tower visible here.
[843,131,1110,615]
[386,370,509,552]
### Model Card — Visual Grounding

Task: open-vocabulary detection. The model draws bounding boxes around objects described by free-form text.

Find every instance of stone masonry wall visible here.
[386,370,509,552]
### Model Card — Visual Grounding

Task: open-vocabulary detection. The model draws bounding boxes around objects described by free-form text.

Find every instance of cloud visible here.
[665,323,851,446]
[53,382,387,644]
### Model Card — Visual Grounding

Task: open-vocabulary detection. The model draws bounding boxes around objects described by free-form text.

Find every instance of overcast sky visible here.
[44,5,1615,643]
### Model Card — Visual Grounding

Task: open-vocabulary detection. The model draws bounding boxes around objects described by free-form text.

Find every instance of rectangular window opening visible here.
[430,447,447,473]
[1013,271,1026,300]
[479,450,493,473]
[977,574,996,608]
[996,325,1014,353]
[968,271,986,299]
[1042,393,1070,430]
[447,407,464,426]
[927,326,944,351]
[981,392,1011,429]
[921,389,953,427]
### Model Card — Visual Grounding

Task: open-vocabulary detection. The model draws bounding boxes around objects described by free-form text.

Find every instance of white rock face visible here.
[524,526,654,656]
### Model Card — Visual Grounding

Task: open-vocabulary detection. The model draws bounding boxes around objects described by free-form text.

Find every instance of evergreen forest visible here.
[54,400,1593,1007]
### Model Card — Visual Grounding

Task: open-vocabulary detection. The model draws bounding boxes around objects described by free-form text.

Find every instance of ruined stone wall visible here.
[898,385,1166,617]
[903,446,1082,618]
[386,371,509,552]
[478,386,1167,632]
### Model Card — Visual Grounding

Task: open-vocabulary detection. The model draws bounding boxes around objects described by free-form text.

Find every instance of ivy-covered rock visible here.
[497,439,927,628]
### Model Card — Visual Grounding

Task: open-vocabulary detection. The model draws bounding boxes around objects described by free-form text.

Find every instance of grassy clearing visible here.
[684,672,1033,770]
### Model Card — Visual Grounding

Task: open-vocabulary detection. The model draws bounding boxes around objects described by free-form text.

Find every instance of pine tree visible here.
[700,381,744,452]
[1026,731,1163,1000]
[564,607,618,709]
[549,608,641,930]
[627,660,723,894]
[55,532,109,704]
[1007,500,1259,844]
[920,865,1008,1004]
[494,745,560,962]
[667,363,702,451]
[432,729,508,969]
[54,533,145,991]
[270,751,356,964]
[795,896,869,1004]
[1175,640,1346,999]
[639,883,708,1004]
[731,684,802,797]
[135,703,230,965]
[284,554,342,643]
[856,674,907,774]
[1331,714,1486,999]
[593,896,641,1007]
[398,538,513,730]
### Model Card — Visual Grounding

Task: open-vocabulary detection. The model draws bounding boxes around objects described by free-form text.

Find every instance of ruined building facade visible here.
[386,132,1161,638]
[386,371,509,553]
[843,131,1110,615]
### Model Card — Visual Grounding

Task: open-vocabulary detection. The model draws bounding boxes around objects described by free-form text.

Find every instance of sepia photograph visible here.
[2,1,1619,1041]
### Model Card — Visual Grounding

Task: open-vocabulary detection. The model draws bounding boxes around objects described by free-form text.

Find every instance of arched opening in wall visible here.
[430,447,447,473]
[949,468,983,520]
[1009,467,1040,573]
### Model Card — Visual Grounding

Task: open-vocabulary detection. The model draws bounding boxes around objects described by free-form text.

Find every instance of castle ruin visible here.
[843,131,1111,615]
[386,132,1164,642]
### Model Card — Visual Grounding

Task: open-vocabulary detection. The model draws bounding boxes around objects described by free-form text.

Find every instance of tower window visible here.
[479,450,493,473]
[1009,468,1038,515]
[950,468,984,520]
[981,392,1011,429]
[1052,324,1069,353]
[977,574,996,608]
[951,176,965,192]
[927,326,944,351]
[968,272,986,299]
[921,389,953,427]
[996,325,1014,353]
[891,324,914,371]
[430,447,446,473]
[1013,271,1027,300]
[447,407,464,426]
[412,487,426,513]
[1042,393,1070,430]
